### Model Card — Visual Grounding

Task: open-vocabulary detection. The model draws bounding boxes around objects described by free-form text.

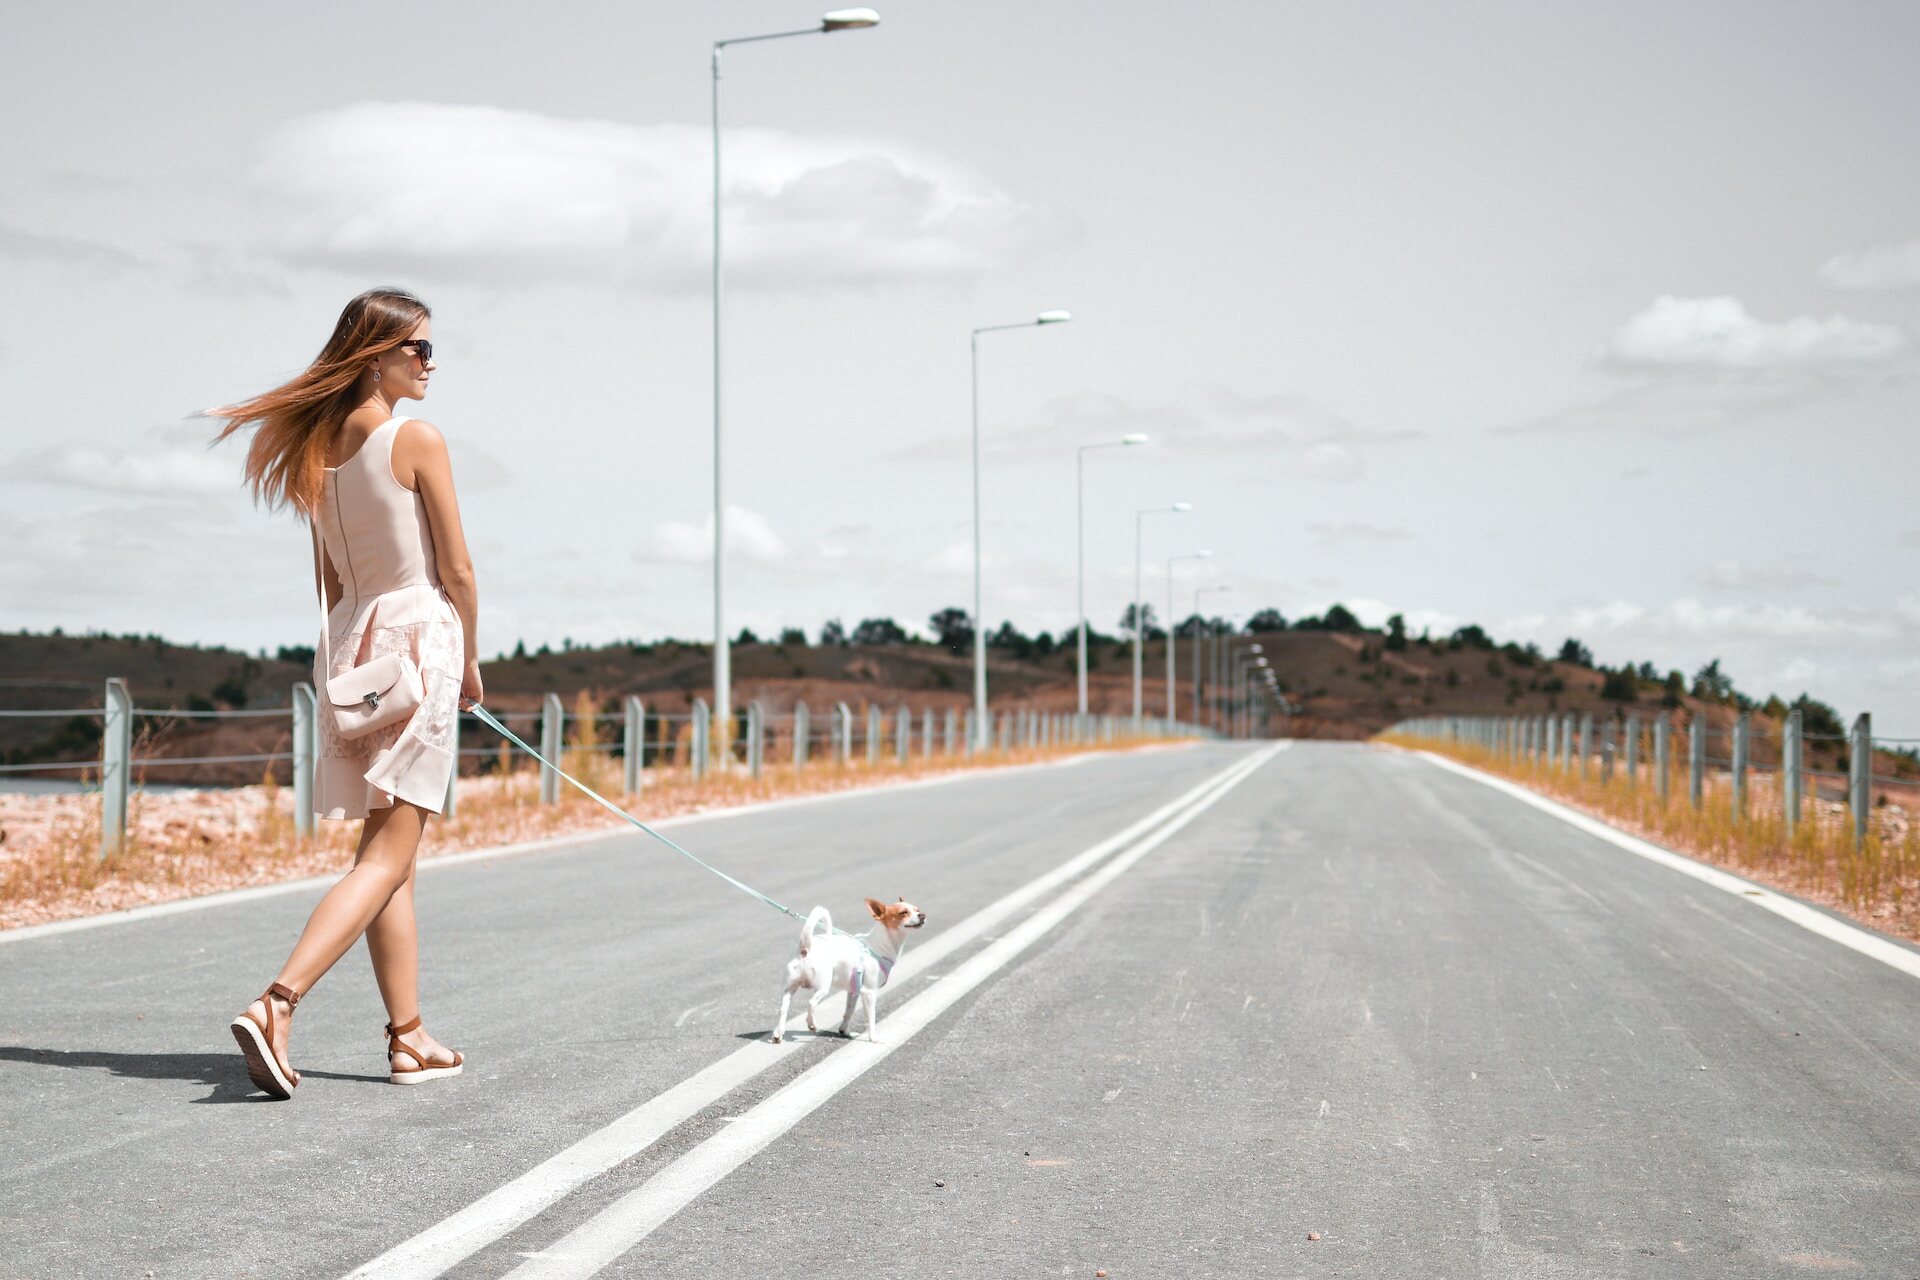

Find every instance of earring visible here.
[374,368,382,383]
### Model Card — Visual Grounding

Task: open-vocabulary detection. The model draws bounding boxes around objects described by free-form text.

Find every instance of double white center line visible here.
[345,744,1283,1280]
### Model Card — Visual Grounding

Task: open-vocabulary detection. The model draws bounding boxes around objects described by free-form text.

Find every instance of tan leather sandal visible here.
[386,1014,464,1085]
[230,981,301,1100]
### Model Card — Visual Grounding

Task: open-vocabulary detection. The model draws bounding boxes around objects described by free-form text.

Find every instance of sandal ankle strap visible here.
[386,1013,422,1039]
[267,981,302,1009]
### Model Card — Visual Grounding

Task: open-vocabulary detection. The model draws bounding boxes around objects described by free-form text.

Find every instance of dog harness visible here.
[848,952,896,1000]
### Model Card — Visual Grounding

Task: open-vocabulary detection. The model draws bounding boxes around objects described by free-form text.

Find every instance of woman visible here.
[211,287,481,1100]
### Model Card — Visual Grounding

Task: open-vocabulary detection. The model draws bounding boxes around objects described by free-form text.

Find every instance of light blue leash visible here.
[468,703,870,948]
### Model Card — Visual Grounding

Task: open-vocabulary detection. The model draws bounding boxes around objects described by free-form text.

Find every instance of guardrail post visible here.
[292,682,316,837]
[747,701,765,779]
[623,697,645,794]
[101,677,132,858]
[1624,714,1640,785]
[1688,715,1705,809]
[962,710,976,756]
[690,698,710,784]
[1654,718,1671,802]
[836,702,853,765]
[866,705,881,765]
[1578,713,1593,780]
[999,710,1013,753]
[1849,712,1870,848]
[1600,720,1614,784]
[794,702,810,767]
[1730,712,1748,819]
[944,707,957,755]
[1545,716,1558,770]
[539,693,564,803]
[1784,708,1802,831]
[896,705,911,765]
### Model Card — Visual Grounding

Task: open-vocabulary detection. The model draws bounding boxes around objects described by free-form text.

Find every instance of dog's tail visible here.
[797,905,832,957]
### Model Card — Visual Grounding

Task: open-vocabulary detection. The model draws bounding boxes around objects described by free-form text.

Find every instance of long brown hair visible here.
[209,288,430,518]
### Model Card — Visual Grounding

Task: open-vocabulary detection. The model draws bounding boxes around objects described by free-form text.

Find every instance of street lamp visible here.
[1193,584,1232,728]
[710,8,881,746]
[1076,432,1147,718]
[1165,550,1212,723]
[972,309,1071,749]
[1227,640,1263,738]
[1132,502,1191,723]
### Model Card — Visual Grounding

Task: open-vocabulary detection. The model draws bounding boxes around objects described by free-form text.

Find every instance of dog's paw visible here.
[770,1033,783,1045]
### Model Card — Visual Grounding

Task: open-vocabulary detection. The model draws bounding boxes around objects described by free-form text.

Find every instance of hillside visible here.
[0,623,1892,791]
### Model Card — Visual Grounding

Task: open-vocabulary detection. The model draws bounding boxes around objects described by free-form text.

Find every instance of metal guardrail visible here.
[1390,707,1906,849]
[5,678,1209,858]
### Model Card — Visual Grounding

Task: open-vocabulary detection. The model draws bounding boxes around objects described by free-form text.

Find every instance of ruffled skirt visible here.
[313,583,464,820]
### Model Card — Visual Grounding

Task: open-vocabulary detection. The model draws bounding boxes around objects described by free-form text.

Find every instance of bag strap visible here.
[310,518,331,682]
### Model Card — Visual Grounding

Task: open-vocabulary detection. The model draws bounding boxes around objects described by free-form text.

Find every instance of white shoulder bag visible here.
[313,522,423,741]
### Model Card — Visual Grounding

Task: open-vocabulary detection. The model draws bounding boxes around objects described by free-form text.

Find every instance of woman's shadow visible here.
[0,1044,384,1103]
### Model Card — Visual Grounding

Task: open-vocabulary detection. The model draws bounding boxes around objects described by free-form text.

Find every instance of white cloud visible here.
[635,504,790,567]
[8,423,237,496]
[1509,371,1819,435]
[1306,521,1412,546]
[1598,295,1906,370]
[1686,559,1832,592]
[1819,239,1920,292]
[251,102,1077,291]
[890,384,1405,480]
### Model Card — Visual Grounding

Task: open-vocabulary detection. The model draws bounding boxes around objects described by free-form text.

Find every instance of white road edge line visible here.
[1414,749,1920,982]
[340,744,1281,1280]
[0,743,1196,946]
[499,743,1286,1280]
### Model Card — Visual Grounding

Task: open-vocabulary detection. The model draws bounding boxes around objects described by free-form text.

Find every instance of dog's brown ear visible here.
[865,897,887,919]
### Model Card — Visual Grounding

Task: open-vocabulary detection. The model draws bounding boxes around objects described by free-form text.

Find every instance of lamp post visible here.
[1193,584,1232,728]
[1227,640,1263,738]
[972,309,1071,749]
[1165,551,1211,723]
[1132,502,1191,724]
[1076,433,1147,718]
[711,8,880,746]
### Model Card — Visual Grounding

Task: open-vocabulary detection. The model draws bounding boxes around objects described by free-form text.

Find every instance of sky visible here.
[3,1,1918,731]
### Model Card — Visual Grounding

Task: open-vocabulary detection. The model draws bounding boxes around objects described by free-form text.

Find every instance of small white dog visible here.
[771,897,926,1044]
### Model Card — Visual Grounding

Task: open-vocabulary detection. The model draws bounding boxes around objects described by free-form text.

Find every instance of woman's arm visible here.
[395,420,483,705]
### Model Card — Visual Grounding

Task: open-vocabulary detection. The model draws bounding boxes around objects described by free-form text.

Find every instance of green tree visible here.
[928,607,973,652]
[1600,666,1638,702]
[1558,637,1594,668]
[1661,670,1686,708]
[1384,613,1407,651]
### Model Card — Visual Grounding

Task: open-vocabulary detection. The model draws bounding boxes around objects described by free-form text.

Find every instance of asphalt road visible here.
[3,743,1917,1279]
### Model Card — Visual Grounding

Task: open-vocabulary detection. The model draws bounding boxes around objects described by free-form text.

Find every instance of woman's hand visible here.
[460,659,484,710]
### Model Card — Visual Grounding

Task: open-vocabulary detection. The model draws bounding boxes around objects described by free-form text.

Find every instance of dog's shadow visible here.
[731,1028,853,1043]
[0,1045,384,1104]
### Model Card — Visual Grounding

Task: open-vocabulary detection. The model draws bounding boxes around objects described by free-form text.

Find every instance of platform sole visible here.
[390,1061,463,1085]
[229,1016,295,1100]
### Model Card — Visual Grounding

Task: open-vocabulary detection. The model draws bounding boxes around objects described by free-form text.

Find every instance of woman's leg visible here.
[240,802,429,1080]
[365,832,461,1070]
[278,801,429,992]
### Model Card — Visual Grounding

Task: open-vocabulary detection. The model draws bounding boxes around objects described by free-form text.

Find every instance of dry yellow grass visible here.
[1380,732,1920,944]
[0,735,1183,932]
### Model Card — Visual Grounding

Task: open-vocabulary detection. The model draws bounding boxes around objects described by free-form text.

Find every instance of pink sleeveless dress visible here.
[311,416,465,819]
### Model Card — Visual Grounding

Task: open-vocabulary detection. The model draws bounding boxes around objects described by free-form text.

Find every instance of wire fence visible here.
[1388,707,1914,848]
[4,678,1211,858]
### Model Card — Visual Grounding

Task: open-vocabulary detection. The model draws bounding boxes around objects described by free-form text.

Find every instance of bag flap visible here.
[326,654,409,708]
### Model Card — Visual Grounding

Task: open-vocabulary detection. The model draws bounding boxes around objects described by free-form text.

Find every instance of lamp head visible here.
[1171,501,1192,512]
[1036,310,1072,324]
[1195,549,1213,559]
[1121,432,1148,445]
[822,8,880,30]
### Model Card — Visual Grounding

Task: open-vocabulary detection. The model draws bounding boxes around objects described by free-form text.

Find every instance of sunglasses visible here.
[399,339,434,362]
